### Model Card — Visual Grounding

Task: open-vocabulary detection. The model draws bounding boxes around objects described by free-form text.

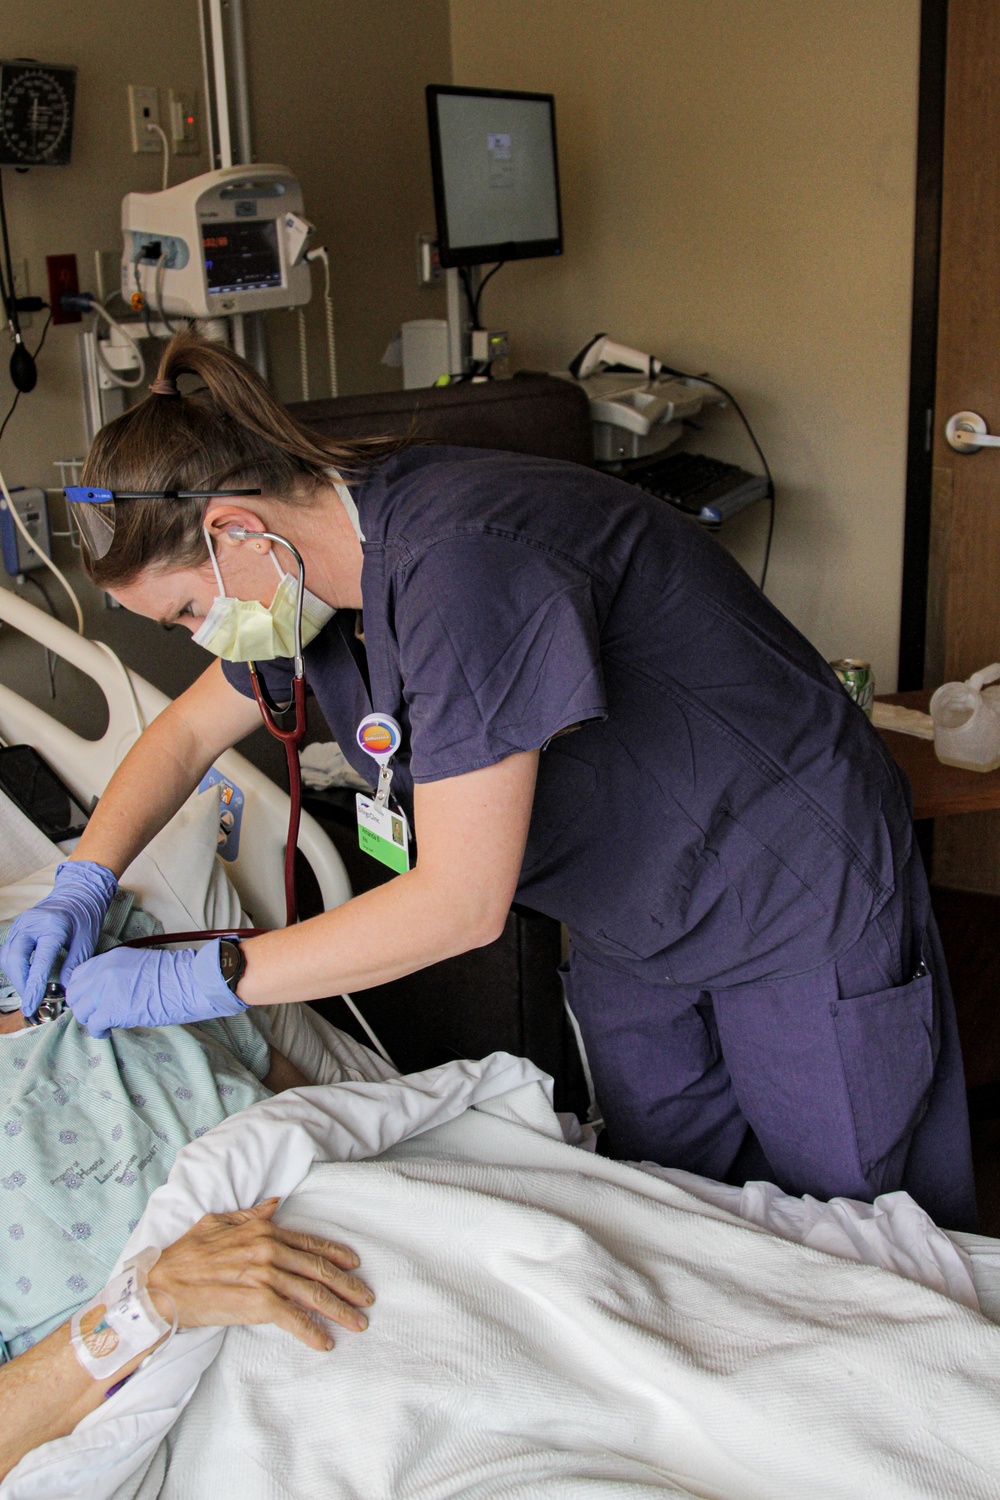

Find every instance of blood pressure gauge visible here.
[0,61,77,167]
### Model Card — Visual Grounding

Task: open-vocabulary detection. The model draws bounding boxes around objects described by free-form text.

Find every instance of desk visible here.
[877,691,1000,1115]
[876,691,1000,820]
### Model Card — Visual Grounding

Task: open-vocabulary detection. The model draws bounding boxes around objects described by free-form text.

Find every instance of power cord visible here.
[0,311,52,448]
[0,464,84,633]
[457,261,506,381]
[0,169,39,393]
[305,247,337,397]
[0,306,146,735]
[659,361,776,592]
[17,573,58,698]
[296,307,310,402]
[61,292,145,389]
[153,254,183,336]
[471,260,504,327]
[145,122,171,192]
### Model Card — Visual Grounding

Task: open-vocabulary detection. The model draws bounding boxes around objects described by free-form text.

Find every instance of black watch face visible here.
[218,940,243,986]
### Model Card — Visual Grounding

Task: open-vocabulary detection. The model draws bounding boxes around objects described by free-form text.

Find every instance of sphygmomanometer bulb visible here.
[9,337,36,393]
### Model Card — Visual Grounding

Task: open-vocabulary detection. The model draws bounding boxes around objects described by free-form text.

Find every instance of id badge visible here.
[355,793,410,873]
[355,713,410,873]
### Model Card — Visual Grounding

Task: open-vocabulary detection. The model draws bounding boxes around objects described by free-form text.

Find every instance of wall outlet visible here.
[46,253,80,325]
[168,88,200,156]
[128,84,161,153]
[416,233,441,288]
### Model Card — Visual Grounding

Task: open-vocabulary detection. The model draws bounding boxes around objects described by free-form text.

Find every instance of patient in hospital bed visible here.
[2,791,1000,1497]
[0,990,394,1485]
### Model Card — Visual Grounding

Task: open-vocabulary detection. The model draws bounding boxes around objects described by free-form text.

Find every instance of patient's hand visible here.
[147,1198,373,1350]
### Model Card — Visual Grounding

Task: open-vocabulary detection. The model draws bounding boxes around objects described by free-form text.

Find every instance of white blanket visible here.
[3,1052,543,1500]
[131,1087,1000,1499]
[7,1058,1000,1499]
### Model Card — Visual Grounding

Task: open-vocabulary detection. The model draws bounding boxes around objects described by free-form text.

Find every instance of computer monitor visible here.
[426,85,563,268]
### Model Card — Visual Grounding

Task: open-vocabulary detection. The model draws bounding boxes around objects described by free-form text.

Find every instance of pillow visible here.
[0,785,246,936]
[122,784,247,934]
[0,788,61,887]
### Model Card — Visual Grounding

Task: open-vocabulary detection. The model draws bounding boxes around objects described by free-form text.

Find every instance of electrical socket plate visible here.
[46,253,80,326]
[128,84,161,153]
[168,88,200,155]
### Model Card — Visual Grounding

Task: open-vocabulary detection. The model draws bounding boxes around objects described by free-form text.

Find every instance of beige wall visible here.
[0,0,450,760]
[247,0,451,402]
[0,1,924,754]
[450,0,922,691]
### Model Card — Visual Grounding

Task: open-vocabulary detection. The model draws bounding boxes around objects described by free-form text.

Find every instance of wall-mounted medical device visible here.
[0,487,51,578]
[121,164,312,320]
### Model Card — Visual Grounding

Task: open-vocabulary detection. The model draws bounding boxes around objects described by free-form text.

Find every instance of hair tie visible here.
[149,376,180,397]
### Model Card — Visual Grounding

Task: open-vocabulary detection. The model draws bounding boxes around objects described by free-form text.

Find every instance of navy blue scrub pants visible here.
[563,852,978,1232]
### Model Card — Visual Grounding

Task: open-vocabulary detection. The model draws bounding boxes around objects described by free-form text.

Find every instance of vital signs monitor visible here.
[121,164,312,320]
[426,85,562,268]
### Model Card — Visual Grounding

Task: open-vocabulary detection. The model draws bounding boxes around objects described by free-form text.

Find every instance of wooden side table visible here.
[876,691,1000,1118]
[875,691,1000,820]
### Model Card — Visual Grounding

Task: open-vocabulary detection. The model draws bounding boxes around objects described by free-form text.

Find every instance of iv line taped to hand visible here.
[70,1246,177,1387]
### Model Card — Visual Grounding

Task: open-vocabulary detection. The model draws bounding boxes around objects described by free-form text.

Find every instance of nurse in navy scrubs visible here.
[2,332,977,1230]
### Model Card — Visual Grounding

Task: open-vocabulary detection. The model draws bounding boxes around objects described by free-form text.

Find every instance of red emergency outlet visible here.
[46,254,81,325]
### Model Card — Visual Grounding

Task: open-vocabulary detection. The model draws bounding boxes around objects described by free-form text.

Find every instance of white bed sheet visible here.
[131,1083,1000,1500]
[5,1057,1000,1500]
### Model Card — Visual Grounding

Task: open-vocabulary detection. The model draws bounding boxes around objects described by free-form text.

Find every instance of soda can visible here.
[829,658,874,717]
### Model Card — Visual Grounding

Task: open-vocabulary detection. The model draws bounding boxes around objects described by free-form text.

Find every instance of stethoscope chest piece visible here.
[26,981,67,1026]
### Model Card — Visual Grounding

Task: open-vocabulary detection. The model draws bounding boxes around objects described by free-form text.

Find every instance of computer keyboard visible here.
[621,450,771,525]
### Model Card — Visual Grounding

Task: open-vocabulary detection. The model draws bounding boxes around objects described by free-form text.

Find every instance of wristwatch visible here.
[217,937,247,994]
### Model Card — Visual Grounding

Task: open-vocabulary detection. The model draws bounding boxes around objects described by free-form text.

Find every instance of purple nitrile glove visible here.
[0,860,118,1017]
[65,939,247,1039]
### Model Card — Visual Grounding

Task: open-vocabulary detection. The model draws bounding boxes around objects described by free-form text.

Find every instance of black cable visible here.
[153,253,181,336]
[135,259,153,338]
[20,568,55,614]
[458,265,477,327]
[658,361,776,592]
[759,492,776,594]
[0,388,19,445]
[0,309,52,444]
[0,171,20,338]
[472,260,504,326]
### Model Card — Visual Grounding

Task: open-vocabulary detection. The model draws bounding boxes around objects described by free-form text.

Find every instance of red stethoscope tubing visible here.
[124,662,308,950]
[249,665,307,928]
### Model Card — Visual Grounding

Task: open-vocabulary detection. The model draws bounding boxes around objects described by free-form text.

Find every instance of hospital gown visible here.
[0,1008,271,1363]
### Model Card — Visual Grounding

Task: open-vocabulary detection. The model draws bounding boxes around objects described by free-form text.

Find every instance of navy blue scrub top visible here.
[223,446,911,989]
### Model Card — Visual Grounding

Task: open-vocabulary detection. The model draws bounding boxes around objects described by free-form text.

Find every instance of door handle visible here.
[945,410,1000,452]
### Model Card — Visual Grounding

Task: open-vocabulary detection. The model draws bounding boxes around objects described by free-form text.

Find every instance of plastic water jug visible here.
[929,663,1000,771]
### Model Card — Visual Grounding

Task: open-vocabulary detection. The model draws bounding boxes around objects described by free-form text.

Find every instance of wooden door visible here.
[926,0,1000,891]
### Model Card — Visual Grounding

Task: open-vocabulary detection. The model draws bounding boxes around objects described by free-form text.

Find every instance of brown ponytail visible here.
[79,330,398,588]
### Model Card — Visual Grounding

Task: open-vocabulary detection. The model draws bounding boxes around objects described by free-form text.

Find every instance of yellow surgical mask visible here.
[192,530,334,662]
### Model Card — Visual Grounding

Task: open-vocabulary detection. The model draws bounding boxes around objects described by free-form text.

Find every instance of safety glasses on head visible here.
[63,486,262,560]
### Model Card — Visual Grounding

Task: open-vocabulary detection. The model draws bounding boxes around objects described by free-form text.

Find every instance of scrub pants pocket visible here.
[831,966,937,1181]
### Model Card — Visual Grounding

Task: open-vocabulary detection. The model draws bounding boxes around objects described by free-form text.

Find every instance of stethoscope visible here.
[130,523,310,944]
[27,526,309,1024]
[25,513,398,1065]
[231,525,309,929]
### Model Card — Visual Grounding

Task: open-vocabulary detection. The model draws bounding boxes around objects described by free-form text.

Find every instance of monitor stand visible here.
[445,265,481,379]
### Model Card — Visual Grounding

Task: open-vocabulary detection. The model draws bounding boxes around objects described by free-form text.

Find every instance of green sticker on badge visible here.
[356,793,410,873]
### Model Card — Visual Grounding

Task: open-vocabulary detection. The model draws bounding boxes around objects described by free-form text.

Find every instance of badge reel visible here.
[355,714,410,874]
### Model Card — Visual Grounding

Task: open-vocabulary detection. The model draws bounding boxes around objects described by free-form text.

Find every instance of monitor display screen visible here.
[427,86,562,267]
[202,219,282,295]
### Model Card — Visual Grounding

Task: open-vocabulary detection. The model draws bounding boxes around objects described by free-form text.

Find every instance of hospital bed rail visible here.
[0,588,352,928]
